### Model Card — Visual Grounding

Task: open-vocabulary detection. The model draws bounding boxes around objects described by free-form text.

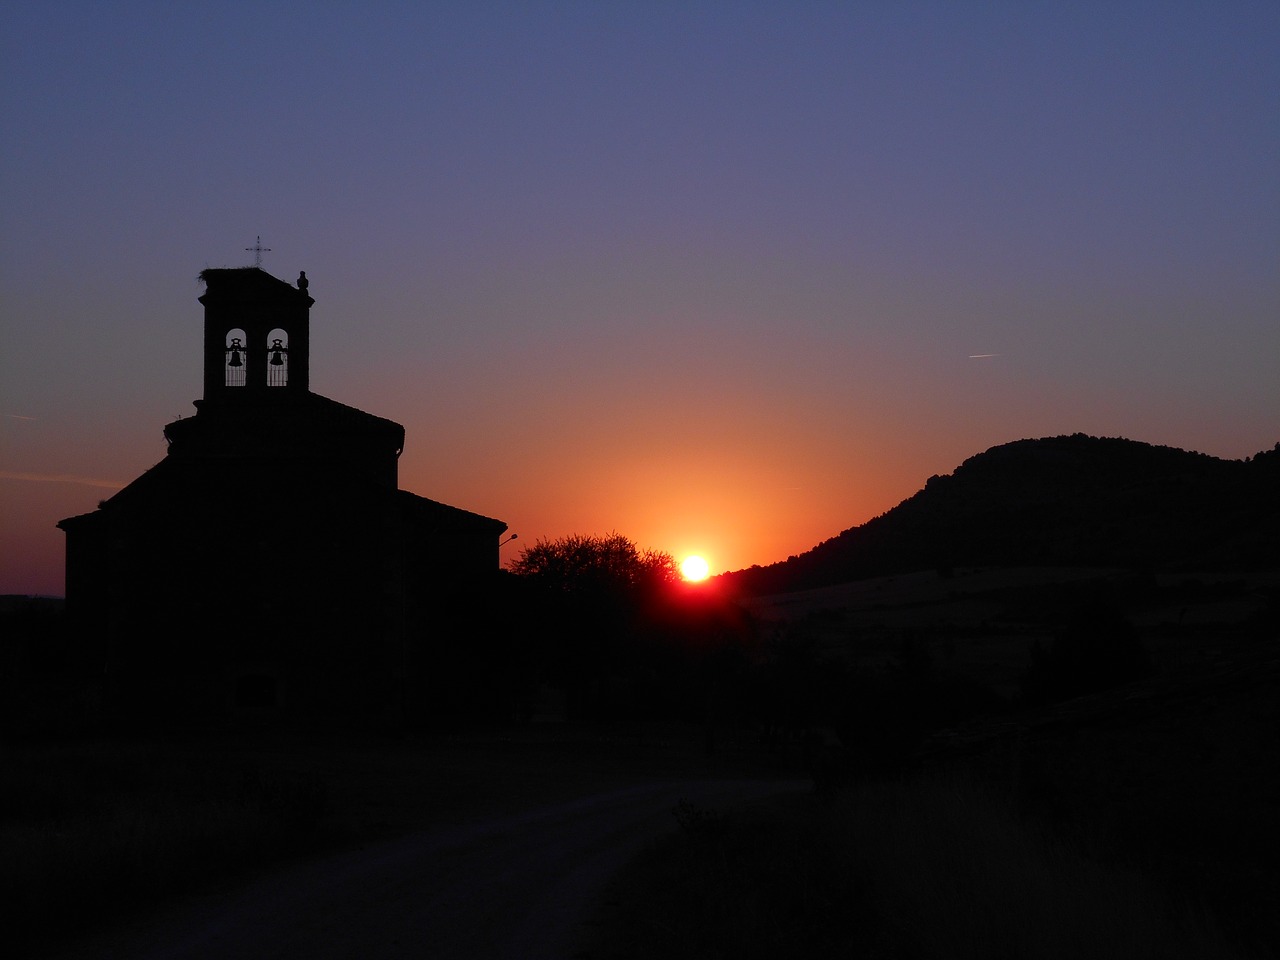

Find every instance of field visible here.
[580,773,1252,960]
[604,565,1279,958]
[6,565,1278,957]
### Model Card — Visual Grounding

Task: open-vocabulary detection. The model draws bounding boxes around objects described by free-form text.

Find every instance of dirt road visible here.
[47,778,807,960]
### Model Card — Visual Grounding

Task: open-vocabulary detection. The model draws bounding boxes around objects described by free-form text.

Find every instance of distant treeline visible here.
[722,435,1280,597]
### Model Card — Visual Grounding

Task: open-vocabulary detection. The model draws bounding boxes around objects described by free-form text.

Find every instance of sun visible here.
[680,555,710,582]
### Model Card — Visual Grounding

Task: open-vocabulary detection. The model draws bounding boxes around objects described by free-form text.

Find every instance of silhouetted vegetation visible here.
[1020,584,1153,704]
[502,533,757,726]
[724,435,1280,597]
[585,775,1250,960]
[509,531,680,594]
[739,612,1015,791]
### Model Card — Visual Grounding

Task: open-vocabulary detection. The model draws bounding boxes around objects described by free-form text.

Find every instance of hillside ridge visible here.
[723,434,1280,596]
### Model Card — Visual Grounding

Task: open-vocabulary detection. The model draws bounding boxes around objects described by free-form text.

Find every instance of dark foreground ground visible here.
[39,775,810,960]
[5,722,798,958]
[16,689,1275,960]
[7,566,1278,958]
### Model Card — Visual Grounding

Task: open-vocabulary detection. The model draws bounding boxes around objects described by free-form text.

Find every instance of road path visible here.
[48,778,807,960]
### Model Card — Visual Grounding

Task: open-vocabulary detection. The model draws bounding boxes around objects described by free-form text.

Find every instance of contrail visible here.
[0,471,125,490]
[968,353,1001,358]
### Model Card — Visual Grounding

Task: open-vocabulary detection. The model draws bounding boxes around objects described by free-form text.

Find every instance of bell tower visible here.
[168,266,404,488]
[198,268,313,402]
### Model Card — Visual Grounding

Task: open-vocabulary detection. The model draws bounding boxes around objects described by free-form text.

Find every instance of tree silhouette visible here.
[509,532,679,597]
[1021,585,1151,704]
[511,534,726,722]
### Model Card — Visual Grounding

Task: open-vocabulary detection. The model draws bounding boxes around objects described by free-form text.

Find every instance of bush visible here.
[1021,588,1151,704]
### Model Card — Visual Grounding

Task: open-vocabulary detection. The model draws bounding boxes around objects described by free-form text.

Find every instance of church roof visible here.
[59,454,506,533]
[198,266,307,300]
[397,489,508,533]
[164,390,406,455]
[296,392,405,437]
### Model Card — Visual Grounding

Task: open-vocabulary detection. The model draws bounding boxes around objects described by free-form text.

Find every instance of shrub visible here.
[1021,588,1151,704]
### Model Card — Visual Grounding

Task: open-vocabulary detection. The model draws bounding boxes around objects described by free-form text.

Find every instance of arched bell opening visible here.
[266,329,289,387]
[224,328,248,387]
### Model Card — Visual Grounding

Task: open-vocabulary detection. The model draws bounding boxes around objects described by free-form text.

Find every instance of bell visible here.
[270,349,284,366]
[228,348,242,368]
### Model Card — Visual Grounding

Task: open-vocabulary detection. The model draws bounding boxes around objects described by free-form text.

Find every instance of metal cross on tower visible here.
[245,236,271,268]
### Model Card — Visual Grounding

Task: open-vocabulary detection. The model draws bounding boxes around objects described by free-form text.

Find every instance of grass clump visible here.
[583,774,1250,960]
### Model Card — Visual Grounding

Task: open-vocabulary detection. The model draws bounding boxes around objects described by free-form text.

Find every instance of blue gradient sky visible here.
[2,1,1277,596]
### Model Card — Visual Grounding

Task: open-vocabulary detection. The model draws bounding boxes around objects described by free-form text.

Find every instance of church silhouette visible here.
[58,266,508,726]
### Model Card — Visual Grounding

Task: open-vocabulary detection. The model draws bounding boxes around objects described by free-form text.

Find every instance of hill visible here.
[723,434,1280,597]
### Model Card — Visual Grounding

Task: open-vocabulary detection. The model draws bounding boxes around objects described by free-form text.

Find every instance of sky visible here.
[2,1,1277,597]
